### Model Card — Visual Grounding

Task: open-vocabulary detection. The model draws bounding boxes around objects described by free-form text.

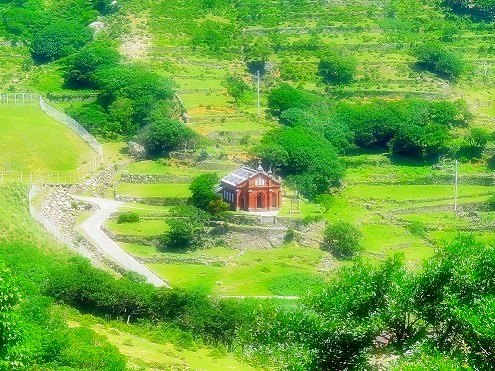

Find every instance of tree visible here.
[30,20,92,62]
[189,173,228,214]
[244,36,273,73]
[224,75,251,104]
[413,42,465,79]
[254,126,344,199]
[65,42,121,88]
[318,48,357,85]
[139,117,197,157]
[267,83,318,117]
[321,222,362,259]
[159,206,210,251]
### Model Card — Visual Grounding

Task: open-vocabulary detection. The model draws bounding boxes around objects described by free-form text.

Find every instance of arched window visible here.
[257,192,264,208]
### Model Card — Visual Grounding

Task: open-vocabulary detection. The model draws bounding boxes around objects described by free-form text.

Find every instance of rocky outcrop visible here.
[70,165,119,196]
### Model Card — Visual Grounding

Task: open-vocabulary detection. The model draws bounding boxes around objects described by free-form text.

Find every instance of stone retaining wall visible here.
[115,195,188,206]
[120,174,193,184]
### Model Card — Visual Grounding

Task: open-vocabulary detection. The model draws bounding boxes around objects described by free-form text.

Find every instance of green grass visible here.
[116,183,192,198]
[360,224,433,264]
[399,212,471,230]
[120,203,171,215]
[146,246,326,295]
[0,104,94,171]
[124,161,221,176]
[429,231,495,244]
[344,185,492,202]
[105,219,170,236]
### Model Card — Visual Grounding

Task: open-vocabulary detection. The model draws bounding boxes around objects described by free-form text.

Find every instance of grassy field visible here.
[105,219,170,236]
[116,183,192,198]
[118,245,327,295]
[0,104,95,172]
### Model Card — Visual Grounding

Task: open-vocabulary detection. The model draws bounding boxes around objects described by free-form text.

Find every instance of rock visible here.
[128,141,147,160]
[88,21,105,34]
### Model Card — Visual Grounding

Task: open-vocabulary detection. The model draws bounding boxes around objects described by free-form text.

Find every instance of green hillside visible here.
[1,0,495,369]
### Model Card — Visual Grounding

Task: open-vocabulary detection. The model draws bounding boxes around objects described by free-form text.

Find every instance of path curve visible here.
[74,196,169,288]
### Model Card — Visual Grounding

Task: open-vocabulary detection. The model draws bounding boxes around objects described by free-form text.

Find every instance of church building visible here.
[217,164,282,212]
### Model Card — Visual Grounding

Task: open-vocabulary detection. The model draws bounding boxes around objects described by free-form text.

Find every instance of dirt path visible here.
[75,196,169,287]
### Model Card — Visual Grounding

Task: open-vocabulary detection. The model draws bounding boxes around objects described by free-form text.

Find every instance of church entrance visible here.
[256,193,264,209]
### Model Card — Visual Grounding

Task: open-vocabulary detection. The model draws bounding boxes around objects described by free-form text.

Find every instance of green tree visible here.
[65,41,121,88]
[224,75,251,104]
[255,126,344,199]
[318,48,357,85]
[413,42,465,79]
[267,83,317,117]
[244,36,273,72]
[30,20,92,62]
[189,173,228,213]
[139,117,197,157]
[160,206,210,251]
[321,221,362,259]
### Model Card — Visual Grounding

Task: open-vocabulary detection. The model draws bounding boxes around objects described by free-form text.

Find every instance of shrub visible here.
[413,42,465,79]
[321,221,362,259]
[318,48,357,85]
[408,220,427,237]
[117,212,140,224]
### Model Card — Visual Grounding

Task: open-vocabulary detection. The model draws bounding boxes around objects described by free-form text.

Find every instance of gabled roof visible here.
[220,166,258,186]
[220,165,281,187]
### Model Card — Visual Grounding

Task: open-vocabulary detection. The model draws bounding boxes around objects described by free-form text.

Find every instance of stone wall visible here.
[115,195,188,206]
[120,174,193,184]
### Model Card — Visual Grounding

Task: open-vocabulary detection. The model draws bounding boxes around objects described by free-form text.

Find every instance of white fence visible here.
[0,92,39,104]
[39,96,103,156]
[0,93,104,184]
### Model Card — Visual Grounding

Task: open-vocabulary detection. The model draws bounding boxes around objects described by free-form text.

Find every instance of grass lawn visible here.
[180,92,230,109]
[94,325,256,370]
[344,185,493,202]
[124,161,222,176]
[116,183,191,198]
[147,246,326,295]
[360,224,433,264]
[429,230,495,244]
[0,104,94,171]
[119,202,171,215]
[399,212,472,230]
[105,219,170,236]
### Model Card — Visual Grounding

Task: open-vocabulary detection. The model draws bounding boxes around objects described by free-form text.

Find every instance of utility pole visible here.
[256,70,261,123]
[454,159,458,216]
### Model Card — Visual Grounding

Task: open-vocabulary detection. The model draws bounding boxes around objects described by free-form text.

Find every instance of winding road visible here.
[75,196,169,287]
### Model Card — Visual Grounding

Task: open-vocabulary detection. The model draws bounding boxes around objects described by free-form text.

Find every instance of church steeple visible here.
[257,160,264,172]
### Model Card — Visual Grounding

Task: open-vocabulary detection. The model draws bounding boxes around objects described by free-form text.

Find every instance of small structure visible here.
[217,163,282,212]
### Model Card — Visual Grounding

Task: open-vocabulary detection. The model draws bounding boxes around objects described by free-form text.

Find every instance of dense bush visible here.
[413,41,466,79]
[64,41,121,88]
[318,48,357,85]
[254,126,345,199]
[189,173,228,214]
[117,212,140,224]
[30,20,92,62]
[321,221,362,259]
[159,206,210,251]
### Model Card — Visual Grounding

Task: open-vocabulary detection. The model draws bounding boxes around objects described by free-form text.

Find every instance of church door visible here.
[256,193,264,209]
[271,193,277,208]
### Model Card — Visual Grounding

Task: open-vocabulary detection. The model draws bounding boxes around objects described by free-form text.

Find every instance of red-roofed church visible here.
[217,163,282,212]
